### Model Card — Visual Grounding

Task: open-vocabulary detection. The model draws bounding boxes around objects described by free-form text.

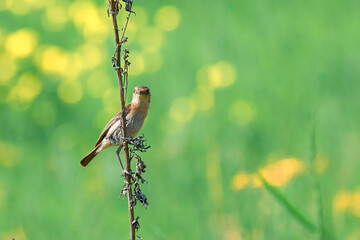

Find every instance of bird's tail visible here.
[80,144,102,167]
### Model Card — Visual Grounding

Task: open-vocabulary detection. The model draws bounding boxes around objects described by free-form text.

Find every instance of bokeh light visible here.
[7,73,42,106]
[138,27,163,53]
[0,54,17,84]
[129,51,145,76]
[42,4,69,31]
[5,29,37,58]
[333,190,360,217]
[260,158,303,187]
[154,6,181,31]
[57,80,83,104]
[191,85,215,112]
[197,61,237,89]
[39,46,70,74]
[68,1,108,37]
[169,97,197,123]
[232,172,249,190]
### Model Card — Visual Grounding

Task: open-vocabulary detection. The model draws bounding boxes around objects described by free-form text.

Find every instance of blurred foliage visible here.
[1,0,360,239]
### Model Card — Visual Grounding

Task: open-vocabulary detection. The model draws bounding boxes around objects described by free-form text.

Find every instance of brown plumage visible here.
[80,86,151,167]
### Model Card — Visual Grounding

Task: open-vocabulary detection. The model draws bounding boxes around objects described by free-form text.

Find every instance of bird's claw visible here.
[121,169,132,177]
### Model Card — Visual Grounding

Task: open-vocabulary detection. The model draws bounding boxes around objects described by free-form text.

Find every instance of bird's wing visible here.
[94,104,131,147]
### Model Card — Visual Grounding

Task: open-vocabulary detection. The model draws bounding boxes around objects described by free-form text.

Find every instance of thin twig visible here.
[108,0,136,239]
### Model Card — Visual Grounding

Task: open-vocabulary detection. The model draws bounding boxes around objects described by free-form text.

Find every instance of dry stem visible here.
[108,0,135,239]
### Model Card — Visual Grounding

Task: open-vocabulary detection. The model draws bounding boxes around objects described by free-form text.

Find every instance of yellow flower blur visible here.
[155,6,181,31]
[232,172,250,190]
[260,158,303,186]
[0,54,17,84]
[5,29,37,58]
[169,97,197,123]
[197,62,237,89]
[7,73,42,104]
[39,46,70,74]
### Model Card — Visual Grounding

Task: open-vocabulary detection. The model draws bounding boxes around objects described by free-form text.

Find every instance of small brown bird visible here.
[80,86,151,167]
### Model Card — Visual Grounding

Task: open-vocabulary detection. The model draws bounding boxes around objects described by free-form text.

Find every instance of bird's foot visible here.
[121,169,132,177]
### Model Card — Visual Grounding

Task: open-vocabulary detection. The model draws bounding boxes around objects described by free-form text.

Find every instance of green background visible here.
[1,0,360,239]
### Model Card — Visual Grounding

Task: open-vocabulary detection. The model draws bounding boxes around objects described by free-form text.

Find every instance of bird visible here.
[80,86,151,167]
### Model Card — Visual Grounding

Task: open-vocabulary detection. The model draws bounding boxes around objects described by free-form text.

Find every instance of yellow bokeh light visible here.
[65,52,85,79]
[155,6,181,31]
[0,1,6,10]
[229,100,255,126]
[24,0,55,8]
[0,54,17,84]
[5,29,37,58]
[0,141,20,168]
[42,4,69,31]
[333,189,360,217]
[232,172,249,190]
[77,43,102,70]
[57,80,83,104]
[7,73,42,105]
[352,192,360,217]
[208,62,237,88]
[333,191,353,212]
[169,97,197,123]
[197,62,237,89]
[39,46,69,74]
[260,158,303,186]
[0,28,3,44]
[138,27,163,53]
[250,174,263,187]
[69,1,108,36]
[130,51,145,76]
[4,0,31,15]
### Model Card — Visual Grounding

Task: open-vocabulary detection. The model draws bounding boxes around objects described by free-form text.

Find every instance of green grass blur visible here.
[1,0,360,239]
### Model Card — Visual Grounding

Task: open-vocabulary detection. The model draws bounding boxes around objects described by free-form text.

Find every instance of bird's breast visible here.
[125,110,147,137]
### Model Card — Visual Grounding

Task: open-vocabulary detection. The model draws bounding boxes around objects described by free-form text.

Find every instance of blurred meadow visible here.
[1,0,360,239]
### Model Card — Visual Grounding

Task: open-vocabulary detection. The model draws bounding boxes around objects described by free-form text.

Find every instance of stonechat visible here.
[80,86,151,167]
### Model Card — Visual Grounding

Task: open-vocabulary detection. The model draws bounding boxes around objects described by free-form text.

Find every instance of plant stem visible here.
[108,1,135,239]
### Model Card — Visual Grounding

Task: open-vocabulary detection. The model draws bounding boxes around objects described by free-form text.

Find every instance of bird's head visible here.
[132,86,151,105]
